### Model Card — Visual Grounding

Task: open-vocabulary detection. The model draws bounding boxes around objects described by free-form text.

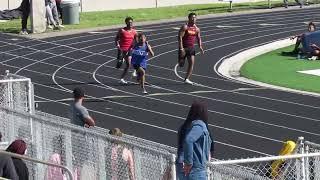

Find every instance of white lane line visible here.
[1,16,305,80]
[2,10,314,64]
[0,59,313,154]
[89,56,320,137]
[7,31,320,126]
[216,25,243,28]
[259,23,283,26]
[40,9,320,46]
[6,26,320,124]
[18,10,318,52]
[1,16,318,134]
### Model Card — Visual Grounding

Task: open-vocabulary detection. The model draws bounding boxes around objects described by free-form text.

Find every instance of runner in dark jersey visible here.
[178,13,204,85]
[115,17,137,84]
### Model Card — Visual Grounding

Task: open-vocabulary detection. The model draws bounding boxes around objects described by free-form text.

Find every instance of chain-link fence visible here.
[0,106,176,180]
[0,150,74,180]
[0,70,34,113]
[35,110,177,154]
[208,152,320,180]
[300,139,320,180]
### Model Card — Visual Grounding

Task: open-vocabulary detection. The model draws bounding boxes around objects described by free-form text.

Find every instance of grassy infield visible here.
[241,46,320,93]
[0,1,284,33]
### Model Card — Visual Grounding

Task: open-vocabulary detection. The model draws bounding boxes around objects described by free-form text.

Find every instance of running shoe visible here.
[142,89,148,94]
[184,79,194,85]
[132,70,137,77]
[119,78,128,85]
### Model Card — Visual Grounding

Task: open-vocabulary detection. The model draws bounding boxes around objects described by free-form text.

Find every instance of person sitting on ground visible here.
[284,0,303,8]
[108,128,135,180]
[290,22,316,54]
[6,139,29,180]
[71,87,95,127]
[309,43,320,60]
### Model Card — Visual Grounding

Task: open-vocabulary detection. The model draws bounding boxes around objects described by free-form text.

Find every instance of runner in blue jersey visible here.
[131,33,154,94]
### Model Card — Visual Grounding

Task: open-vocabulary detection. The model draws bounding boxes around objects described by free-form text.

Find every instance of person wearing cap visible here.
[71,87,95,127]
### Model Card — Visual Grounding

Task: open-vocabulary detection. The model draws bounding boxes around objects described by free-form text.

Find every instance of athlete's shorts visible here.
[133,64,146,71]
[178,47,196,67]
[117,49,132,60]
[116,49,132,68]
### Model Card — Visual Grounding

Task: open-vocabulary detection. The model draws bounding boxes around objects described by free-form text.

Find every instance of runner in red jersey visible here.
[178,13,204,85]
[115,17,137,84]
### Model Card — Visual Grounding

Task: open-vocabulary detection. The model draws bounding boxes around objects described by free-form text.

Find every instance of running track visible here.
[0,7,320,160]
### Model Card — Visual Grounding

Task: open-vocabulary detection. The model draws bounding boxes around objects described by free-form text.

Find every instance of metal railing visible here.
[208,152,320,180]
[0,106,177,180]
[0,150,74,180]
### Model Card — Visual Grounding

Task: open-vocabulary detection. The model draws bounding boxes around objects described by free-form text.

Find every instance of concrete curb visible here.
[25,4,320,39]
[217,38,320,97]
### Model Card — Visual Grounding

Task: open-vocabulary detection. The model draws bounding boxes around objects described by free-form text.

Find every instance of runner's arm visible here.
[197,28,204,54]
[115,29,121,49]
[178,25,187,50]
[147,42,155,57]
[84,116,95,127]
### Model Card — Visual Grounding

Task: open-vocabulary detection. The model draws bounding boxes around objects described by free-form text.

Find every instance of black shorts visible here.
[178,47,196,60]
[117,49,132,60]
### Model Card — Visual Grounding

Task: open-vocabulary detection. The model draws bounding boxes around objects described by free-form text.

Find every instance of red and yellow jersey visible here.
[182,24,198,48]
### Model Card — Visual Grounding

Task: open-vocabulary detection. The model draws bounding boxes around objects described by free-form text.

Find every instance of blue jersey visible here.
[131,43,148,69]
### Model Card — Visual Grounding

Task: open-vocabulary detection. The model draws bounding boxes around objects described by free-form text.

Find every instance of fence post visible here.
[155,0,158,8]
[7,71,14,142]
[97,137,106,180]
[228,0,233,12]
[65,129,73,177]
[298,137,306,180]
[28,79,34,143]
[171,154,176,180]
[305,144,310,180]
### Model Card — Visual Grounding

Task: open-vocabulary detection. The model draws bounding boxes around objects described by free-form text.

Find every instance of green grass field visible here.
[241,45,320,93]
[0,1,284,34]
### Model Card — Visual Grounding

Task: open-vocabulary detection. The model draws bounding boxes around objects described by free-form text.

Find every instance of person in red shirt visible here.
[178,13,204,85]
[115,17,137,84]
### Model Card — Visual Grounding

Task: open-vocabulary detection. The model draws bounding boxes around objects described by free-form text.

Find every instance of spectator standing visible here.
[108,128,135,180]
[176,101,212,180]
[71,87,95,127]
[45,0,64,30]
[19,0,30,35]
